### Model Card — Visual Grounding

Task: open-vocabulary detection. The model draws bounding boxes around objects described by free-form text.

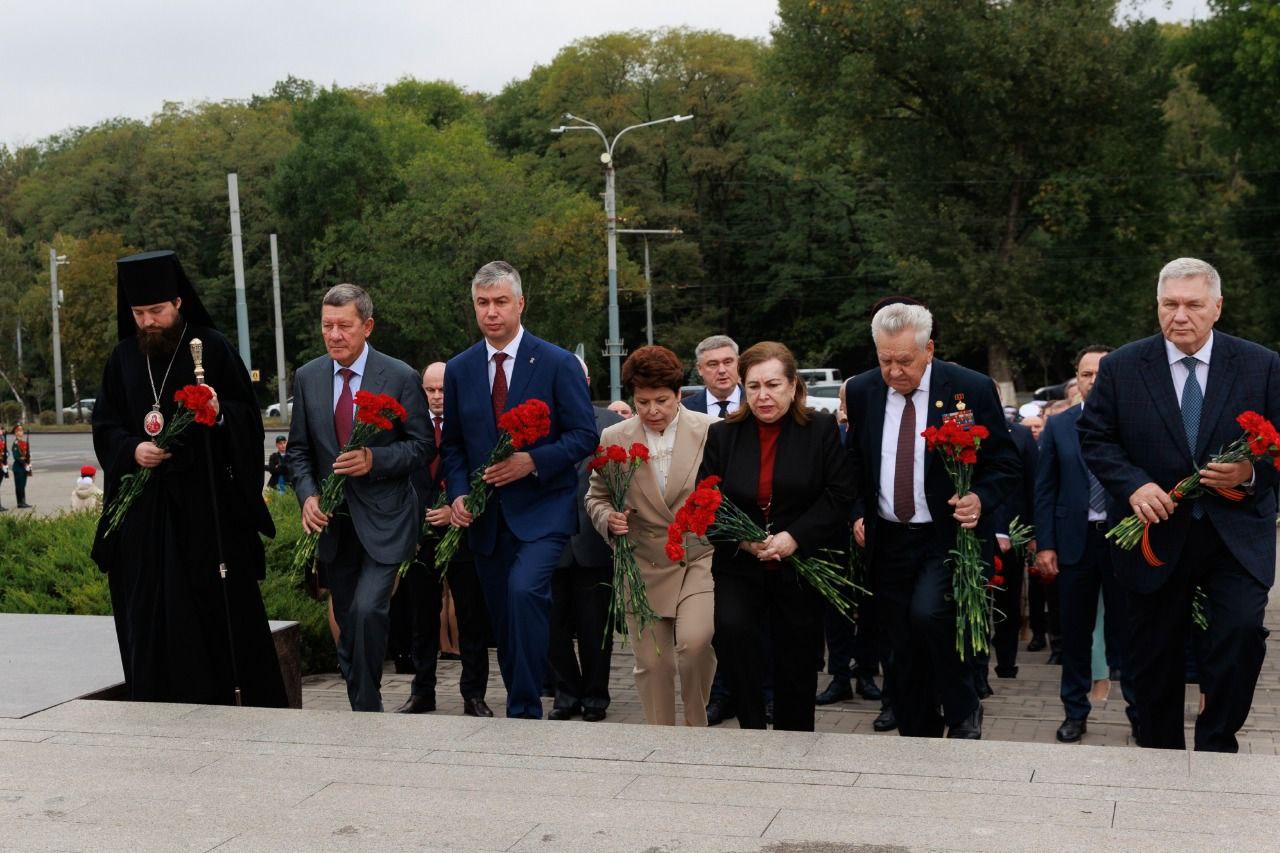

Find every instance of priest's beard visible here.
[137,318,187,358]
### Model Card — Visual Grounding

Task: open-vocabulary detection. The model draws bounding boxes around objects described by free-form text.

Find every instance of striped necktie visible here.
[1180,355,1204,518]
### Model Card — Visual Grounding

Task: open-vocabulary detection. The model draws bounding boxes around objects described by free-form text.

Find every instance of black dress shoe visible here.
[394,694,436,714]
[463,697,493,717]
[548,706,580,721]
[816,678,854,705]
[872,706,897,732]
[1056,717,1087,743]
[1026,634,1046,652]
[706,699,735,726]
[1047,651,1063,665]
[947,704,984,739]
[976,679,994,700]
[855,675,882,702]
[393,656,415,675]
[581,707,607,722]
[994,665,1019,679]
[439,651,461,661]
[16,503,31,509]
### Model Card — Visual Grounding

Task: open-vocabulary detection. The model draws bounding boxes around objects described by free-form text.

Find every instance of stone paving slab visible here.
[3,699,1278,851]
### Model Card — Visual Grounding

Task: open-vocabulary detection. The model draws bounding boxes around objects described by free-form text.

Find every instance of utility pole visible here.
[49,248,67,425]
[551,113,693,400]
[270,234,288,423]
[618,228,682,346]
[227,173,251,369]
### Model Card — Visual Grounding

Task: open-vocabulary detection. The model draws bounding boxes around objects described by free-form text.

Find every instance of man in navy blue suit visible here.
[845,302,1019,739]
[1035,345,1138,743]
[682,335,742,417]
[1079,257,1280,752]
[441,261,597,719]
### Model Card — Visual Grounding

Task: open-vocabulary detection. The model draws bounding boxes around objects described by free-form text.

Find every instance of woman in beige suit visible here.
[587,345,719,726]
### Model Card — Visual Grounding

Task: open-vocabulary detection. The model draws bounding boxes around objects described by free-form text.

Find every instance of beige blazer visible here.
[586,410,718,617]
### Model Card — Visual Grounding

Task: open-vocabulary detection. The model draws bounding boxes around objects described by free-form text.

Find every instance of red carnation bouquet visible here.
[667,476,867,620]
[435,398,551,576]
[1107,410,1280,566]
[588,443,659,648]
[921,419,992,657]
[104,384,218,535]
[292,390,408,574]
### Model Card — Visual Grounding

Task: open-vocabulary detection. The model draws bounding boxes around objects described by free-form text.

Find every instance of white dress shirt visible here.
[704,385,741,417]
[485,325,524,391]
[332,343,370,413]
[642,407,680,494]
[877,361,933,523]
[1165,332,1212,405]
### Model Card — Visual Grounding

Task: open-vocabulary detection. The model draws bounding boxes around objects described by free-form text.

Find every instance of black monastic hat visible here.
[115,250,215,340]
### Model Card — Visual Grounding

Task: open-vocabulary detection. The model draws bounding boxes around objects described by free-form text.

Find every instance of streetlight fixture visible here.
[50,249,68,425]
[551,112,693,400]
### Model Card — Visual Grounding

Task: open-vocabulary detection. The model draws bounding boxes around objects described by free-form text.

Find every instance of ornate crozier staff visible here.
[190,338,243,706]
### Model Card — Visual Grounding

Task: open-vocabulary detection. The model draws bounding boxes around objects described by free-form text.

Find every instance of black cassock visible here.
[91,325,286,707]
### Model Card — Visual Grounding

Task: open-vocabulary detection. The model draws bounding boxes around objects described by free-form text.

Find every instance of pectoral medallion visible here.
[143,406,165,437]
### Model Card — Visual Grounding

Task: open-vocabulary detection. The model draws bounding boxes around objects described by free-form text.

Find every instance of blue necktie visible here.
[1087,470,1107,516]
[1180,355,1204,518]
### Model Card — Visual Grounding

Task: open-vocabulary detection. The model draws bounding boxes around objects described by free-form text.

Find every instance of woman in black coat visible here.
[698,341,856,731]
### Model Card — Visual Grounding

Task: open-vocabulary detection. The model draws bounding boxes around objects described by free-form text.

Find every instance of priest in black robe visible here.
[91,250,286,707]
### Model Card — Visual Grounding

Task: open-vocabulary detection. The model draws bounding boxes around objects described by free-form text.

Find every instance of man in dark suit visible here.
[987,415,1038,685]
[288,283,434,712]
[441,261,597,719]
[682,335,742,417]
[393,361,493,717]
[548,357,620,722]
[845,301,1018,738]
[1036,345,1139,743]
[1079,257,1280,752]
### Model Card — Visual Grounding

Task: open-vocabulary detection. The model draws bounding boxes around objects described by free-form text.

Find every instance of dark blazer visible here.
[682,386,742,416]
[288,344,435,565]
[697,410,855,578]
[1078,332,1280,592]
[409,416,474,566]
[993,421,1038,542]
[843,359,1020,564]
[1034,404,1102,566]
[558,405,621,568]
[440,330,597,554]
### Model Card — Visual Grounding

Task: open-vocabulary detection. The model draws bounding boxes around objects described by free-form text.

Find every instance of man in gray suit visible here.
[288,284,434,711]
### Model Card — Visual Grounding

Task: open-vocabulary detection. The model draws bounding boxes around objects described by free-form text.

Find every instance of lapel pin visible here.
[529,357,536,364]
[956,401,966,411]
[935,400,943,408]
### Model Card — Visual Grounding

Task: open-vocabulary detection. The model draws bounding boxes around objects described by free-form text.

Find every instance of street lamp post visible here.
[617,228,682,346]
[551,113,692,401]
[49,248,68,425]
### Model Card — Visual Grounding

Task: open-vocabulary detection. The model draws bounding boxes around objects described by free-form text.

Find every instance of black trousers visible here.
[715,568,823,731]
[547,558,614,711]
[1028,564,1061,644]
[873,521,979,737]
[1128,519,1269,752]
[990,546,1027,675]
[1058,524,1136,722]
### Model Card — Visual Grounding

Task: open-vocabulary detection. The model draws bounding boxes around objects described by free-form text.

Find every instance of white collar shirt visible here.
[705,385,741,418]
[1165,332,1212,406]
[642,407,680,495]
[485,325,524,391]
[332,343,370,412]
[877,361,933,523]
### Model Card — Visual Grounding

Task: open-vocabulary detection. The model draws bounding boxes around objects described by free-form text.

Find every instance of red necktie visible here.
[491,352,508,423]
[893,392,916,522]
[429,415,442,481]
[334,367,354,448]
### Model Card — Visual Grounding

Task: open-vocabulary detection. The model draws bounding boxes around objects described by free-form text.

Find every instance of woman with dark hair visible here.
[586,345,720,726]
[699,341,856,731]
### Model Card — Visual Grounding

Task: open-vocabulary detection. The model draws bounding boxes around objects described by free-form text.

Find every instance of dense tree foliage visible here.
[1,2,1277,411]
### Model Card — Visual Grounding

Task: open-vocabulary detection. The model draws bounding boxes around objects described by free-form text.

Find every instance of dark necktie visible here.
[715,400,729,419]
[1180,355,1204,518]
[430,415,442,481]
[492,352,509,423]
[893,392,917,522]
[334,367,354,448]
[1087,470,1107,515]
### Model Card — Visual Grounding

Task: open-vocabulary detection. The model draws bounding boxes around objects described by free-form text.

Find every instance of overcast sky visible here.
[1,0,1211,149]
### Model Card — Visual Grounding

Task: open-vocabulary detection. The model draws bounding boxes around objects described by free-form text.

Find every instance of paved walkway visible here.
[303,589,1279,753]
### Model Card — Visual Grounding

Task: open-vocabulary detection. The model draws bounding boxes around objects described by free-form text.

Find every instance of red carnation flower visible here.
[994,555,1003,572]
[665,541,685,562]
[174,384,218,426]
[498,399,552,449]
[587,456,608,472]
[606,444,628,464]
[630,443,650,462]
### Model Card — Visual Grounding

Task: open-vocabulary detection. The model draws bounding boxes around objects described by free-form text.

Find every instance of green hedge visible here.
[0,495,337,675]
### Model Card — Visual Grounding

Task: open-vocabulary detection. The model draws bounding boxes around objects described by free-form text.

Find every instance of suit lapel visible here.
[864,380,888,490]
[1138,337,1193,465]
[924,361,951,479]
[663,411,704,506]
[1196,335,1236,461]
[471,342,498,446]
[358,346,387,397]
[505,331,541,409]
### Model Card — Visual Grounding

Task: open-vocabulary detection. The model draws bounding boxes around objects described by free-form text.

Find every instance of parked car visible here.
[805,382,842,414]
[62,398,95,419]
[798,368,842,385]
[265,397,294,418]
